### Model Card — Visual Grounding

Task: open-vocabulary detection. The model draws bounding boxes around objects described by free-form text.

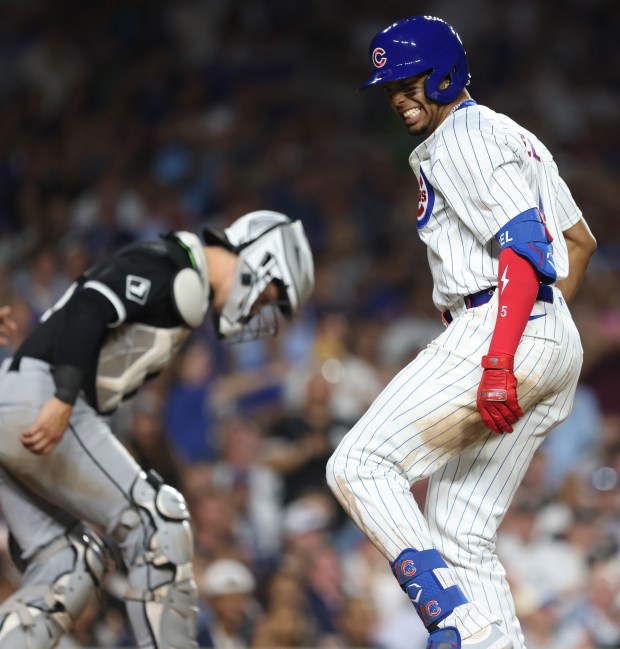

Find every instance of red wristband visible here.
[481,354,514,370]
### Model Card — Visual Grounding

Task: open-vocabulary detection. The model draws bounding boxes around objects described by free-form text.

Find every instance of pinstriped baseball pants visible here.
[327,287,582,649]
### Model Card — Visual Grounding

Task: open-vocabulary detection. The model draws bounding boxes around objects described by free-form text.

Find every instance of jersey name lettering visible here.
[498,231,513,247]
[519,133,541,162]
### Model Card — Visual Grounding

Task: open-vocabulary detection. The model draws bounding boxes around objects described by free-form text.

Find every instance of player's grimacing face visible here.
[382,75,445,136]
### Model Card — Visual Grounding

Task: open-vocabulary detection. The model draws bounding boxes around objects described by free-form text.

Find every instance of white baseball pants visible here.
[327,288,582,649]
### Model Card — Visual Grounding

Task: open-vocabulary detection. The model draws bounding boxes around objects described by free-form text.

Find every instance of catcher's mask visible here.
[203,210,314,341]
[360,15,470,103]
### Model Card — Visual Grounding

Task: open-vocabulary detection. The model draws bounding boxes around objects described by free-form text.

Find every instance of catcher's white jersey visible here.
[410,104,582,311]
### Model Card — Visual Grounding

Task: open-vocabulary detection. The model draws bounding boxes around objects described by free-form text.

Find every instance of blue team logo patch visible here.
[417,169,435,229]
[400,559,417,578]
[426,601,442,618]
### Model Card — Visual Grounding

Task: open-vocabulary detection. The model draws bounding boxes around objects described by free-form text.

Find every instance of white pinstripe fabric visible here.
[326,288,582,647]
[410,104,583,312]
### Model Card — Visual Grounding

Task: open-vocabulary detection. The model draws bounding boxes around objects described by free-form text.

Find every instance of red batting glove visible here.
[476,354,524,434]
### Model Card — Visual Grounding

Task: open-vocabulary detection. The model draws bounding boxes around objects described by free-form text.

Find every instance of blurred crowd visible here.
[0,0,618,647]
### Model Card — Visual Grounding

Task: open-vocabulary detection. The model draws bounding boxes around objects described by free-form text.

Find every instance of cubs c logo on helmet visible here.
[372,47,387,68]
[417,169,435,229]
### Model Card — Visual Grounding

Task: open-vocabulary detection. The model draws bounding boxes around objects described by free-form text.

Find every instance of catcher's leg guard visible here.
[391,548,468,629]
[0,523,107,649]
[114,470,198,649]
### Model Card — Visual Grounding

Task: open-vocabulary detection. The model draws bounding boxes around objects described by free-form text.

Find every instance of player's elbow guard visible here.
[496,207,557,285]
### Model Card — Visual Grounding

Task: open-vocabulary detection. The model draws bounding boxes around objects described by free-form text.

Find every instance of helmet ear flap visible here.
[423,45,470,103]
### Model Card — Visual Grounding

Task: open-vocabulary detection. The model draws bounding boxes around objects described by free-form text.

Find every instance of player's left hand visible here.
[476,354,524,434]
[21,397,74,455]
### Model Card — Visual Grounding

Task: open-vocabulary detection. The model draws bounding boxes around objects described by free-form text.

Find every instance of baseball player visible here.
[326,16,596,649]
[0,210,314,648]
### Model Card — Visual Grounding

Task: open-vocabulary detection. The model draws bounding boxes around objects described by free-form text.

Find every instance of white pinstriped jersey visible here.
[410,103,583,312]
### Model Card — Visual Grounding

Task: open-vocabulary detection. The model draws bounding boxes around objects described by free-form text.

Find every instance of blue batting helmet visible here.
[360,16,470,103]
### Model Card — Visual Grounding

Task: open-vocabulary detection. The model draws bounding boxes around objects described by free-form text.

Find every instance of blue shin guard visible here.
[391,548,468,628]
[427,626,462,649]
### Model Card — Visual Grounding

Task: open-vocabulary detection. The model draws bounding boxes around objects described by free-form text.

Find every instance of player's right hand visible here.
[21,397,73,455]
[476,354,524,434]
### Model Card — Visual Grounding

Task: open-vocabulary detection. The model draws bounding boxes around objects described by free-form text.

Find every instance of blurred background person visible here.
[198,558,260,649]
[211,416,284,575]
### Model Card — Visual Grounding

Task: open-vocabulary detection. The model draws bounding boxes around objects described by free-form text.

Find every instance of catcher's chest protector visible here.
[95,324,190,414]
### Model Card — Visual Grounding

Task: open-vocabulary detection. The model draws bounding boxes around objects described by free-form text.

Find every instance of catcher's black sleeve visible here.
[52,289,119,404]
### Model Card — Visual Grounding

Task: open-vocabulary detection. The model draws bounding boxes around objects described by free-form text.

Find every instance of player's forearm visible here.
[554,218,597,304]
[52,291,112,404]
[478,248,538,434]
[554,254,589,304]
[487,247,539,357]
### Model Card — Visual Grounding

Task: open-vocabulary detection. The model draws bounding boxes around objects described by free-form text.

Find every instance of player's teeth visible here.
[404,108,420,118]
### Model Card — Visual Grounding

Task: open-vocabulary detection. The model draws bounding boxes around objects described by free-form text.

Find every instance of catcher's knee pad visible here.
[0,523,107,649]
[391,548,468,629]
[115,470,198,648]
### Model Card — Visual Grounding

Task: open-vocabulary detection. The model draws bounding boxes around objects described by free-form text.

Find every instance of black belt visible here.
[7,355,49,372]
[442,284,554,325]
[8,356,21,371]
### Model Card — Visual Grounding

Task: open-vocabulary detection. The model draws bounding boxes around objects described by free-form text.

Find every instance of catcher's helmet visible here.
[360,15,470,103]
[203,210,314,340]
